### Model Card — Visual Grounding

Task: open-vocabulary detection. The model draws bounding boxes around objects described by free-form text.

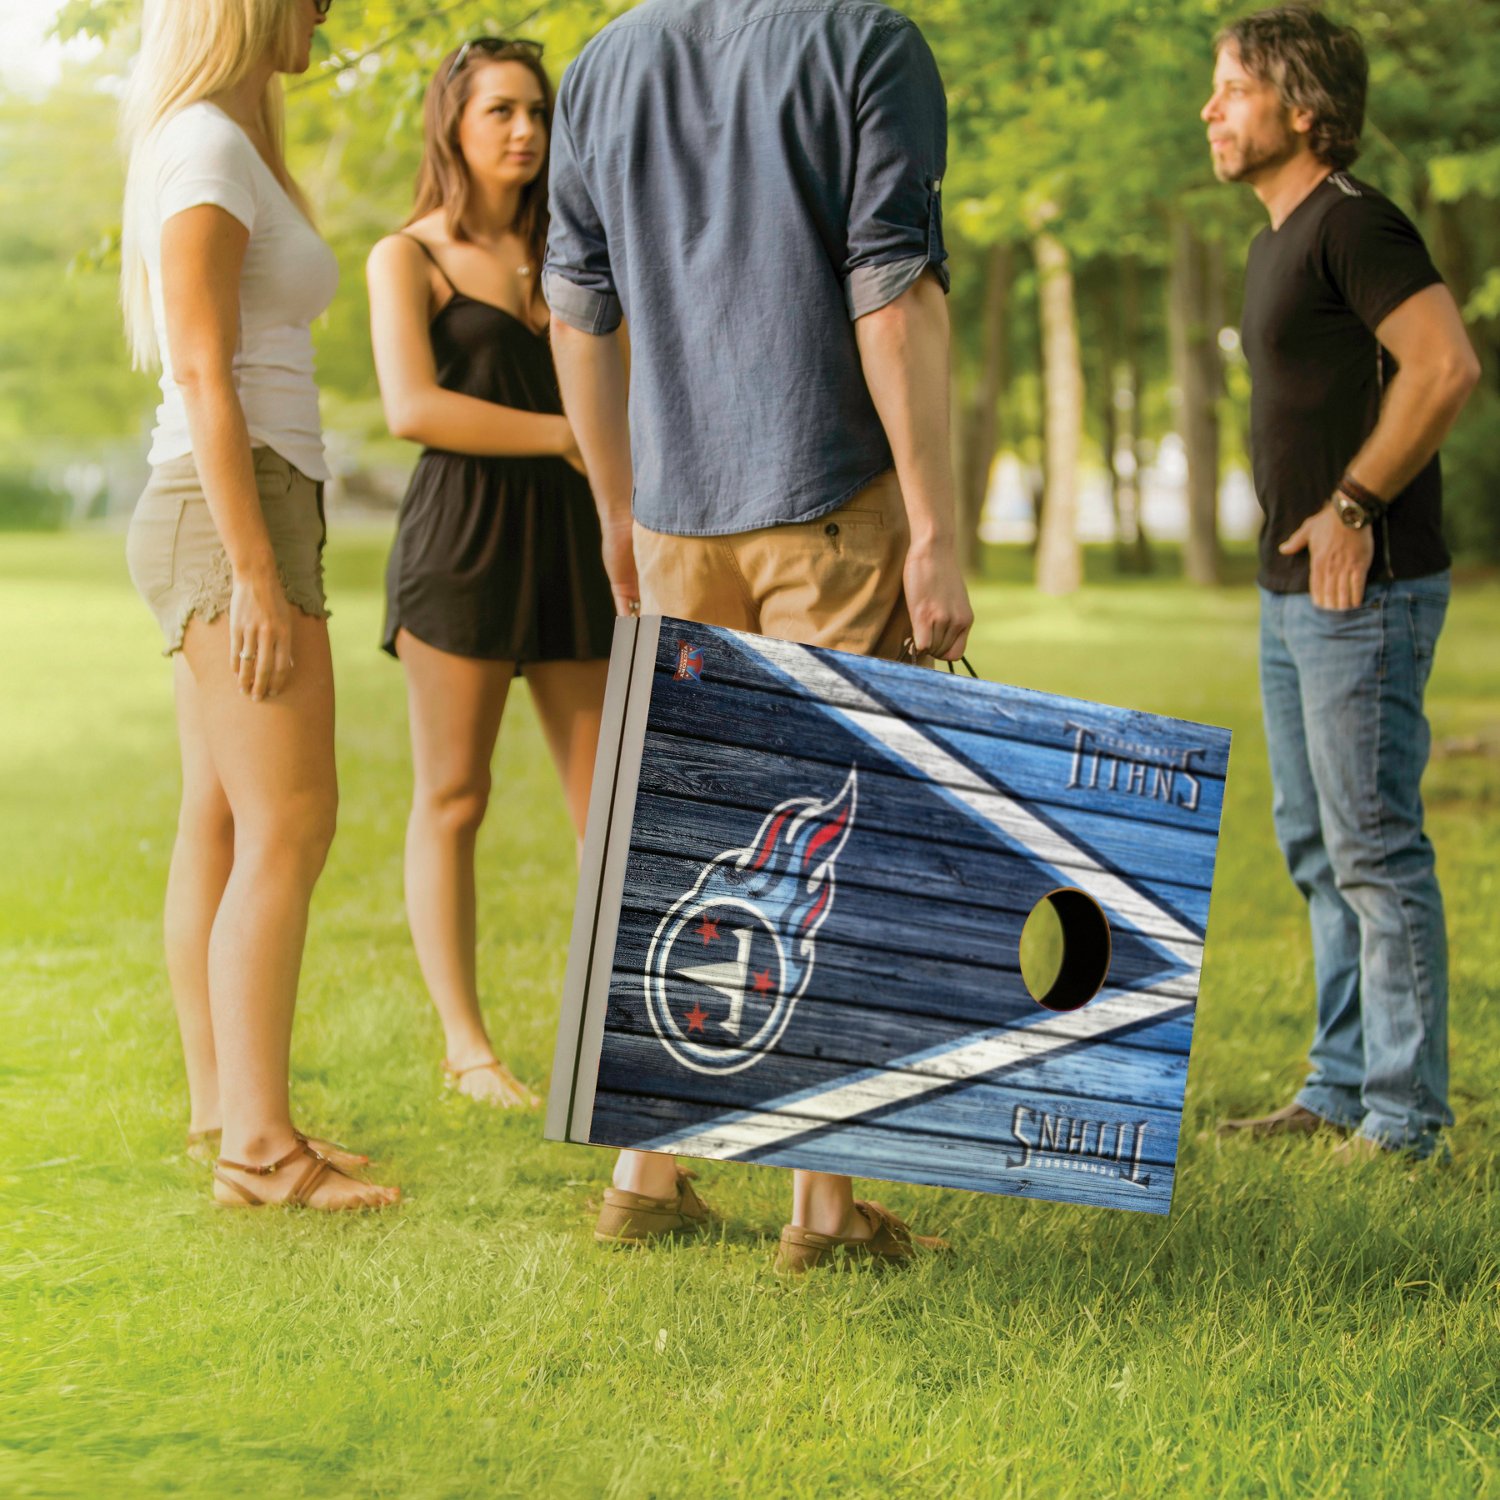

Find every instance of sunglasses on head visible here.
[447,36,545,85]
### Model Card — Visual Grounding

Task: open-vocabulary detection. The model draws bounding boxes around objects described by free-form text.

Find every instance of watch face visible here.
[1337,495,1369,529]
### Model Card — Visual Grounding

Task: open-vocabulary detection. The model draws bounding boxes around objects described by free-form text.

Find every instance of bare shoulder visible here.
[403,209,453,249]
[366,230,431,286]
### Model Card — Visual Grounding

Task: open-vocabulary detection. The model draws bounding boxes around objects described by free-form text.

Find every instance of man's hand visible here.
[600,515,640,617]
[1279,501,1375,610]
[904,538,973,660]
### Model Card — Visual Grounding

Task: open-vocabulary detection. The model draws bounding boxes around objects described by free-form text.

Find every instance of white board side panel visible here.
[545,616,641,1140]
[568,613,662,1140]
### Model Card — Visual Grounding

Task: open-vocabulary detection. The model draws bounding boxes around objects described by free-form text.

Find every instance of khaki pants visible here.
[632,469,913,658]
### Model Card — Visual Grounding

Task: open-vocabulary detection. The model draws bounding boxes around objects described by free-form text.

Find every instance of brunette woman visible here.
[367,40,613,1106]
[121,0,397,1208]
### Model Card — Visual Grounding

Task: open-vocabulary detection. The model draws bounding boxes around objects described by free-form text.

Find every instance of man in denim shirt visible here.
[548,0,971,1268]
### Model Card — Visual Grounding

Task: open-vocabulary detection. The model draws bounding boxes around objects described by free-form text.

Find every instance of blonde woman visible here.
[121,0,397,1208]
[367,41,612,1107]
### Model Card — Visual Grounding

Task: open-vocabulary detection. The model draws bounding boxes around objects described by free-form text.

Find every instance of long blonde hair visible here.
[119,0,309,369]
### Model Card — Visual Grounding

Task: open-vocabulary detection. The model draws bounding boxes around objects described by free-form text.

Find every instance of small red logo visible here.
[674,640,705,682]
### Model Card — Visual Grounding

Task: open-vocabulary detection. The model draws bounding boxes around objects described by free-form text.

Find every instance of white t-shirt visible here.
[136,101,339,480]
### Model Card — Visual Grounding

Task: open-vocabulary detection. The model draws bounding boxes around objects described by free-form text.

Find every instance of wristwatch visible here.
[1333,474,1387,530]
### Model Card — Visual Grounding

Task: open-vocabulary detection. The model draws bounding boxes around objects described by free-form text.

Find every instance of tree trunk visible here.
[1169,217,1222,585]
[1093,266,1123,567]
[1033,230,1084,595]
[958,242,1013,576]
[1118,254,1152,573]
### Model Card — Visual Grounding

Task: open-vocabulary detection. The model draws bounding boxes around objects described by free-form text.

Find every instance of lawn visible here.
[3,529,1496,1499]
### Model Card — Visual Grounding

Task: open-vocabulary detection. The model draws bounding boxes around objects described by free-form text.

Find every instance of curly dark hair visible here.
[1217,7,1368,170]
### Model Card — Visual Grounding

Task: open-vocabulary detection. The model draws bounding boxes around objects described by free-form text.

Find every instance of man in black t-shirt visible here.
[1203,8,1479,1159]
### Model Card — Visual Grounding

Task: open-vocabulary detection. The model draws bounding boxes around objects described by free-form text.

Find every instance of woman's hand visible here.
[229,565,294,700]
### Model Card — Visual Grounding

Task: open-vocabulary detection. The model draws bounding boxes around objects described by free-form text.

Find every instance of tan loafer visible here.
[1217,1101,1347,1138]
[774,1200,951,1274]
[594,1168,712,1245]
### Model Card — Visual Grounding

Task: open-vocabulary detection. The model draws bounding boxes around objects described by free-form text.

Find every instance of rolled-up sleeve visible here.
[543,67,623,334]
[843,20,949,320]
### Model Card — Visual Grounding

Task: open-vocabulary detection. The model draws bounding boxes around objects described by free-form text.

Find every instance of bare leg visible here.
[162,656,368,1168]
[396,629,535,1107]
[791,1172,869,1237]
[165,654,233,1135]
[525,658,609,856]
[182,611,396,1208]
[528,663,695,1202]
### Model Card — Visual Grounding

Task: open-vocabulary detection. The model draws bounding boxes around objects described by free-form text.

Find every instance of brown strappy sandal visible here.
[187,1127,368,1172]
[212,1140,397,1211]
[441,1058,541,1108]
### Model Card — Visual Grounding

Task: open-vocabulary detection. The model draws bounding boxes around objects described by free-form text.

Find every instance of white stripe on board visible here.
[737,637,1206,967]
[638,982,1196,1157]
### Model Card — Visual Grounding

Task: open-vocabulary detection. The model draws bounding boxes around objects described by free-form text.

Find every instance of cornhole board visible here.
[546,616,1231,1214]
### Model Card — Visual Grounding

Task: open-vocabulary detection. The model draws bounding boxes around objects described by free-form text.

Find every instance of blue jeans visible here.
[1259,571,1451,1157]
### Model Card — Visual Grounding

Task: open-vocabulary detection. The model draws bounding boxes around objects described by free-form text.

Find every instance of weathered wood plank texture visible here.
[548,618,1232,1215]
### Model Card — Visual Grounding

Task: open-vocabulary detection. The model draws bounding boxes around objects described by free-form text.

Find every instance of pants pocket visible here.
[251,447,296,497]
[125,493,186,608]
[1405,593,1447,682]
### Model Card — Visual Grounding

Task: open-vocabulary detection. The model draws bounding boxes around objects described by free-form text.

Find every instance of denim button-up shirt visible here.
[544,0,949,537]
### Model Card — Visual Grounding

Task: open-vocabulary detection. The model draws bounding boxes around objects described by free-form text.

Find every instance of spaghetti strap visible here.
[399,232,460,296]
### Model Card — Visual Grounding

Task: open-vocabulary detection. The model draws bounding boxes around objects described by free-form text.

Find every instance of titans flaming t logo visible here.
[644,769,857,1074]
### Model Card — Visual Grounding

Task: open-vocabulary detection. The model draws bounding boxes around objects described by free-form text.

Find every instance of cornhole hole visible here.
[546,616,1231,1214]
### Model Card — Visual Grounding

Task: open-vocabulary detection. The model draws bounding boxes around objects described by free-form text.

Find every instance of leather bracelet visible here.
[1337,473,1388,514]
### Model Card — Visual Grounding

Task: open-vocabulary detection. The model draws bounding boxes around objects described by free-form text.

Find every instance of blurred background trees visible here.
[4,0,1497,585]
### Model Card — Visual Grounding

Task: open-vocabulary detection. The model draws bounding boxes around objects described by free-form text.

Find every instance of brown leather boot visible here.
[593,1168,712,1245]
[1217,1100,1348,1138]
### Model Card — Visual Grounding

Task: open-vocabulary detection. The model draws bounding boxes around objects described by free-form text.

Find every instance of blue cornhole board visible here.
[546,616,1231,1214]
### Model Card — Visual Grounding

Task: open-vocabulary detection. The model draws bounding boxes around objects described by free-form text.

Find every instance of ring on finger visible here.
[239,648,256,661]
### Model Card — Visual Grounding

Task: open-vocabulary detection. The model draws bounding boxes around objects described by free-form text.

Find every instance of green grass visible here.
[3,529,1497,1499]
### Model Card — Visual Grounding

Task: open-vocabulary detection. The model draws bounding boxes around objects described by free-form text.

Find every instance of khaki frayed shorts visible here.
[632,468,914,659]
[126,447,330,656]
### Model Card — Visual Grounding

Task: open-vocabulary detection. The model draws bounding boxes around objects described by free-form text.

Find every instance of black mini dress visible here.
[381,236,614,668]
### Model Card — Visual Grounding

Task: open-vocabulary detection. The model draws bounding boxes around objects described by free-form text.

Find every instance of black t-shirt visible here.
[1241,171,1450,592]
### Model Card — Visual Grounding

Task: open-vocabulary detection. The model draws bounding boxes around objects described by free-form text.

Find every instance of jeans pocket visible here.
[1405,593,1446,678]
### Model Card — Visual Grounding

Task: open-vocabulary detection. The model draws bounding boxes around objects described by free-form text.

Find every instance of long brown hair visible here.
[405,42,554,289]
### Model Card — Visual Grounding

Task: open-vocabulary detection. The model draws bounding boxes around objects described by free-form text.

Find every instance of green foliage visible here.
[0,468,69,530]
[15,0,1500,555]
[0,78,158,452]
[1430,143,1500,204]
[1441,386,1500,563]
[3,533,1498,1497]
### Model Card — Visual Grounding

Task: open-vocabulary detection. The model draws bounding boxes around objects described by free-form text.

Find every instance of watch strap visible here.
[1336,474,1388,516]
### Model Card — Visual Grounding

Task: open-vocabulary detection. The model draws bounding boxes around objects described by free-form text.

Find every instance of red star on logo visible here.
[684,1002,709,1033]
[753,969,774,994]
[695,919,720,944]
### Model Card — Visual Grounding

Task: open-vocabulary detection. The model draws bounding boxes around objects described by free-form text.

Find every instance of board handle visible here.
[900,637,978,678]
